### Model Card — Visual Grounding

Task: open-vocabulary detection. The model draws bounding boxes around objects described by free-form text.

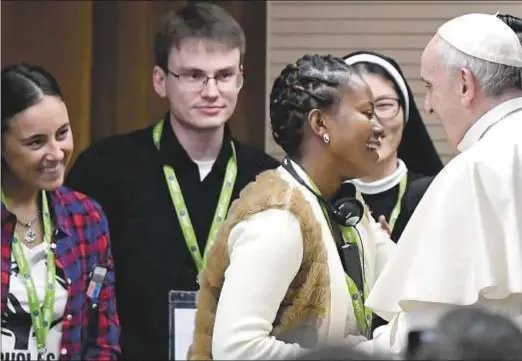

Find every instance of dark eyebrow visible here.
[176,66,237,74]
[21,133,45,143]
[375,95,397,102]
[357,101,374,110]
[20,122,70,142]
[57,122,70,130]
[176,67,204,73]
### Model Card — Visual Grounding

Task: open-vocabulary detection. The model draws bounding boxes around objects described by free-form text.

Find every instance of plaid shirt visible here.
[1,187,121,360]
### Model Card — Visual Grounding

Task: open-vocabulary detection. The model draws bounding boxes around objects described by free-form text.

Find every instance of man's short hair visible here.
[154,2,246,71]
[436,37,522,97]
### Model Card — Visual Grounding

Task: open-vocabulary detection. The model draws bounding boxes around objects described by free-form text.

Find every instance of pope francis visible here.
[358,13,522,356]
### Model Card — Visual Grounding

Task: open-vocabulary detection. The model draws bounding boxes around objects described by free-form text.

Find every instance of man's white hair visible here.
[436,36,522,97]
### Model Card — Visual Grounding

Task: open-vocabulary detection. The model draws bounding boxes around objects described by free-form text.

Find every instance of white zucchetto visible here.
[437,13,522,67]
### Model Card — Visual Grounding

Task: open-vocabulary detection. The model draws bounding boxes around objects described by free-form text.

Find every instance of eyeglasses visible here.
[374,97,401,120]
[167,68,244,93]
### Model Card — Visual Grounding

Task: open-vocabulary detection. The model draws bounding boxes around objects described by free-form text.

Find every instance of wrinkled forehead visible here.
[168,38,241,71]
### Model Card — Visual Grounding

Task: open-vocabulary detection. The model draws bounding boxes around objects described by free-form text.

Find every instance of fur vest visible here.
[187,170,331,360]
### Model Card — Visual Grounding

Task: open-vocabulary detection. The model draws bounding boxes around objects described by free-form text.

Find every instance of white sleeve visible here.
[368,216,397,278]
[356,302,458,356]
[212,209,307,360]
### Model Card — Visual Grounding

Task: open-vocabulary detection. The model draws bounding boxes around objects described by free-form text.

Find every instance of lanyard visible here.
[152,120,237,273]
[387,174,408,233]
[296,171,372,337]
[2,190,55,356]
[341,226,372,338]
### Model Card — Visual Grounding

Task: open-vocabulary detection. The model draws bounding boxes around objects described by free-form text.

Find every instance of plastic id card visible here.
[168,290,197,360]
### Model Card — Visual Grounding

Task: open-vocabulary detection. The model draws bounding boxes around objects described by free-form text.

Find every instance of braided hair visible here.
[269,54,359,158]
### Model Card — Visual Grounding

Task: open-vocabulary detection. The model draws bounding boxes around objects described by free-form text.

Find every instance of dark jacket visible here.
[65,118,279,360]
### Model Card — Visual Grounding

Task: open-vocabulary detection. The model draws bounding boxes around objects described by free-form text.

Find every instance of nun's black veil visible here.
[343,51,444,177]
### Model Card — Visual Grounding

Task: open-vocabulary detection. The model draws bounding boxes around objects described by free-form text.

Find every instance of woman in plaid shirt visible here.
[1,64,121,360]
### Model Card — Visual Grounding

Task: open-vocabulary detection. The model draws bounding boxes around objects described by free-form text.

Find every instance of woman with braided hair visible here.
[188,54,396,360]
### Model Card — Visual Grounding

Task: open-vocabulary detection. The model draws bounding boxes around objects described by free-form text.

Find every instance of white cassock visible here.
[357,97,522,356]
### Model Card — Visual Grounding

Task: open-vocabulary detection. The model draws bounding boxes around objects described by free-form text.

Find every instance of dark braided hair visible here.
[496,13,522,43]
[269,54,359,158]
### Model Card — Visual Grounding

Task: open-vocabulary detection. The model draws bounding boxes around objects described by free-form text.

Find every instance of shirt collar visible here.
[458,97,522,152]
[1,189,72,239]
[348,159,408,194]
[49,189,73,237]
[1,202,14,223]
[158,112,234,173]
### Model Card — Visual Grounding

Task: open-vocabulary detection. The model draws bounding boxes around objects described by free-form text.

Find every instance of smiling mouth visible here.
[366,138,382,151]
[41,165,61,173]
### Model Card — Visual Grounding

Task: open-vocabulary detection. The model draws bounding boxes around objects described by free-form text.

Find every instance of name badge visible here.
[86,266,108,302]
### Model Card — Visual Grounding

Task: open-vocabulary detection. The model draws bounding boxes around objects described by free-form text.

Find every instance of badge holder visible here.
[86,266,108,305]
[81,266,108,359]
[168,290,197,360]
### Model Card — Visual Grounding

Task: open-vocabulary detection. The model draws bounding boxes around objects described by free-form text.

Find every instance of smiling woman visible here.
[342,51,443,242]
[2,83,73,193]
[188,54,396,360]
[1,64,120,360]
[342,51,444,332]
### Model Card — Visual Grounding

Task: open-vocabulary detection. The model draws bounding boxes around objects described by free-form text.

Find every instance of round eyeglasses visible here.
[167,68,244,93]
[374,97,401,120]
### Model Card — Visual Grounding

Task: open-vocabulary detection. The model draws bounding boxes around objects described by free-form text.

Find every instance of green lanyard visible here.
[152,120,237,273]
[300,174,372,337]
[2,190,55,356]
[387,174,408,233]
[340,226,372,338]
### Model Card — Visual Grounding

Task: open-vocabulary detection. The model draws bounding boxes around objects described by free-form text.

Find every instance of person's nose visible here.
[424,92,433,114]
[371,116,385,139]
[201,77,220,98]
[45,140,65,162]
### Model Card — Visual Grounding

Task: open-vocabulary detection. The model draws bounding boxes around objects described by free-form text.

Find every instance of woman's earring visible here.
[323,133,330,144]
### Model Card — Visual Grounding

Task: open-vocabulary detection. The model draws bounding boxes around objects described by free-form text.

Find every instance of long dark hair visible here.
[343,50,443,176]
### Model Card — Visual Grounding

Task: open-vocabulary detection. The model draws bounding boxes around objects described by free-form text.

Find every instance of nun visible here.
[342,51,443,243]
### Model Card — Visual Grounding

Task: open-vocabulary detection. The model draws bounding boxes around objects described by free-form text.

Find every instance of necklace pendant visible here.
[24,227,36,243]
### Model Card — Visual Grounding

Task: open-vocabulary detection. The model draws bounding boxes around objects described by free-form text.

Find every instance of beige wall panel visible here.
[266,1,522,162]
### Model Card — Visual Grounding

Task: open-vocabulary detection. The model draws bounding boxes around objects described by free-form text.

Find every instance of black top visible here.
[361,171,434,242]
[65,115,279,360]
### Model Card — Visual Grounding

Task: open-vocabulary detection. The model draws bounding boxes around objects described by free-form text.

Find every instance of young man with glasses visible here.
[65,3,278,359]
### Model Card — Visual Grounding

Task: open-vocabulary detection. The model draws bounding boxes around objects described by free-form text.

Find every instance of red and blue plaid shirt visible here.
[1,187,121,360]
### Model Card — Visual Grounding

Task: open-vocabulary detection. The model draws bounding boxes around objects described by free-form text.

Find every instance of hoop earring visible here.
[323,133,330,144]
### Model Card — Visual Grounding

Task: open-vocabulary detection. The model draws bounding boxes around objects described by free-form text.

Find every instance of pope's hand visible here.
[341,334,368,347]
[378,215,391,236]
